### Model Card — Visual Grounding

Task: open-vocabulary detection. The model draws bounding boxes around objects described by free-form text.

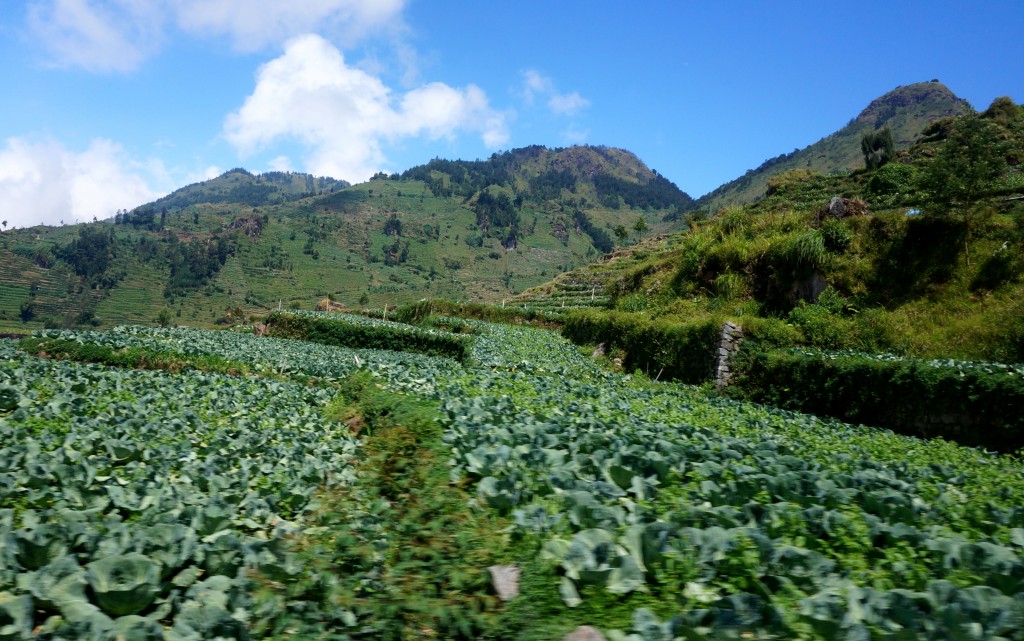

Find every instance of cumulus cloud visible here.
[26,0,406,72]
[268,156,292,172]
[561,125,590,145]
[0,137,162,228]
[520,69,590,116]
[223,34,508,183]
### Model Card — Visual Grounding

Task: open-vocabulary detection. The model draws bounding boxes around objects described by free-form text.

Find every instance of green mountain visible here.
[148,168,350,211]
[516,97,1024,362]
[697,81,972,212]
[0,145,692,330]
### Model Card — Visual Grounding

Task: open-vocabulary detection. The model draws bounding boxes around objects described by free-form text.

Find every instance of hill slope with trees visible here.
[697,80,972,212]
[517,96,1024,363]
[0,146,692,330]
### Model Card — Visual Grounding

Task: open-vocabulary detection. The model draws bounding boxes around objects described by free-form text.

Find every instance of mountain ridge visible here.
[0,83,989,331]
[696,80,972,211]
[0,145,692,329]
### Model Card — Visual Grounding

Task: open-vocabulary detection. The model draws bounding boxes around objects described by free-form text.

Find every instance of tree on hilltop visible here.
[633,216,648,237]
[919,116,1009,266]
[613,224,629,244]
[861,127,896,170]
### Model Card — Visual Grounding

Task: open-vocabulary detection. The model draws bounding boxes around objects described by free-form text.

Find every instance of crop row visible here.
[787,347,1024,377]
[33,325,461,396]
[734,346,1024,452]
[264,310,474,361]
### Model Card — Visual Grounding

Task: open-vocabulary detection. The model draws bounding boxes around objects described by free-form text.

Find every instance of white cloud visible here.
[223,34,508,183]
[268,156,292,172]
[521,69,554,105]
[200,165,223,180]
[0,137,162,228]
[26,0,406,72]
[171,0,406,52]
[179,165,223,185]
[549,92,590,116]
[561,125,590,145]
[27,0,164,73]
[520,69,590,116]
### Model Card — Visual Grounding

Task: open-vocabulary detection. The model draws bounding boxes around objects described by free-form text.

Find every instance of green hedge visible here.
[561,310,721,384]
[731,349,1024,452]
[17,336,250,375]
[390,299,562,327]
[265,311,473,361]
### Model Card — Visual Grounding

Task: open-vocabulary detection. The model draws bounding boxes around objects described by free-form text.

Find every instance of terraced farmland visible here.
[512,279,612,315]
[3,314,1024,640]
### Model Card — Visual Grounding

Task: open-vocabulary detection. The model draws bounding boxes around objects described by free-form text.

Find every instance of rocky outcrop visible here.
[228,215,264,238]
[563,626,606,641]
[815,196,869,223]
[487,565,520,601]
[314,299,347,312]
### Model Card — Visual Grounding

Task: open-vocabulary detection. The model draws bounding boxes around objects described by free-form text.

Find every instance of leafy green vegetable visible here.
[86,554,161,617]
[0,592,32,641]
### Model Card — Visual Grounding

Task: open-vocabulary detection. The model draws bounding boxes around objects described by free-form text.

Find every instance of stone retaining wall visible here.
[713,321,743,388]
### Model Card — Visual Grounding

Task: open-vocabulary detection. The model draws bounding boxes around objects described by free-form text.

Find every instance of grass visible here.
[266,373,521,639]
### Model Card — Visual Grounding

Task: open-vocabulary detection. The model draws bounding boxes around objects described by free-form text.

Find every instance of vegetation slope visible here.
[518,96,1024,363]
[697,80,972,213]
[0,146,692,331]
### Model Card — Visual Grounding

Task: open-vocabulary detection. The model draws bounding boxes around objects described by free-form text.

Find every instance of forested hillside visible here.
[0,146,692,331]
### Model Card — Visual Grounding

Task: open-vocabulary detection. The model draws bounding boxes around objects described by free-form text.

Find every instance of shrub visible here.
[713,272,747,300]
[739,315,802,349]
[819,219,853,254]
[731,349,1024,452]
[861,127,896,170]
[983,96,1021,126]
[849,307,911,354]
[562,310,721,383]
[616,293,649,312]
[866,163,917,200]
[765,169,820,197]
[778,231,827,275]
[718,207,747,235]
[971,246,1023,291]
[786,303,852,350]
[815,286,848,314]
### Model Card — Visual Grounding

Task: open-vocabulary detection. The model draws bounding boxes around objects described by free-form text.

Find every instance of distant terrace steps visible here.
[0,256,96,320]
[512,277,611,314]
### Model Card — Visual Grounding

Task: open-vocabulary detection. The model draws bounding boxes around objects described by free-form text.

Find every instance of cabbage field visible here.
[2,316,1024,640]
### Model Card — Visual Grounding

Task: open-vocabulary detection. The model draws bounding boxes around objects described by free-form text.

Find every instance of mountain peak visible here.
[695,81,973,211]
[855,81,972,130]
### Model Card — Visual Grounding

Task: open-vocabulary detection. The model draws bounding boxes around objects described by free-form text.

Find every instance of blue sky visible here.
[0,0,1021,229]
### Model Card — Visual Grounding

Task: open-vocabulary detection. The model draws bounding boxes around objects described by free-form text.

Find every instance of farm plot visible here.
[6,318,1024,640]
[437,325,1024,639]
[0,341,360,639]
[30,325,463,397]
